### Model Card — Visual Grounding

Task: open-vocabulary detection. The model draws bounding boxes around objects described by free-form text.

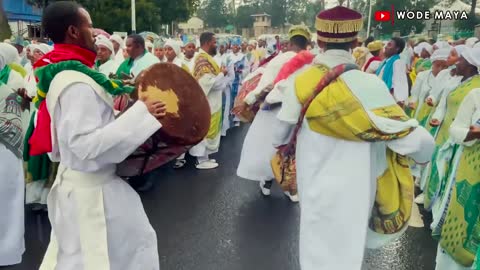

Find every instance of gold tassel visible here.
[315,18,363,34]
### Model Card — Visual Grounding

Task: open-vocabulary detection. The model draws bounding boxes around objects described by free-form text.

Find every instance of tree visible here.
[25,0,198,33]
[371,0,435,36]
[0,0,12,40]
[197,0,229,28]
[235,4,261,28]
[301,0,324,30]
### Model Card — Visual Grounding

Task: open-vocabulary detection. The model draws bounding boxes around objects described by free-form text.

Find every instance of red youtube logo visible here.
[375,11,391,22]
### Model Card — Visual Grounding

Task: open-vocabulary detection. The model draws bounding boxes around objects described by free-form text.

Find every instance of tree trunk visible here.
[0,0,12,40]
[471,0,477,25]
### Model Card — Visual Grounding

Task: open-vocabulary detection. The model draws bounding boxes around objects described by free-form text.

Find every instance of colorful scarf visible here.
[259,51,278,67]
[0,65,11,84]
[0,92,26,158]
[28,44,133,156]
[193,51,220,80]
[296,64,415,234]
[377,54,401,90]
[273,50,314,85]
[424,76,480,209]
[363,56,382,72]
[439,142,480,267]
[116,57,134,77]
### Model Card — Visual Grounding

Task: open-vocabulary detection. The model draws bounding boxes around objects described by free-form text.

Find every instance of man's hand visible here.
[426,97,434,106]
[408,102,416,110]
[232,102,248,115]
[430,119,440,127]
[465,125,480,141]
[140,96,167,119]
[397,101,405,107]
[221,66,228,76]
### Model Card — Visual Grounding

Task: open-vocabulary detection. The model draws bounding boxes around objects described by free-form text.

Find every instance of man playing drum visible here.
[32,2,166,269]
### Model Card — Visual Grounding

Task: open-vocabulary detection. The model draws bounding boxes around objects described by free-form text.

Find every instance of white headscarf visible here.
[0,43,20,65]
[466,37,479,48]
[110,34,125,49]
[36,43,52,55]
[414,42,433,56]
[96,38,115,55]
[461,47,480,72]
[430,48,450,62]
[165,39,181,57]
[145,41,153,53]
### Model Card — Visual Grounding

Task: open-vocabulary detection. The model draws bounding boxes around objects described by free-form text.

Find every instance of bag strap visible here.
[283,63,359,155]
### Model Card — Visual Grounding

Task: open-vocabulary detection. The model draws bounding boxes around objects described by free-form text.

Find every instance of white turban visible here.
[430,48,450,62]
[110,34,124,49]
[461,47,480,72]
[96,38,114,54]
[164,39,181,57]
[248,39,257,46]
[454,45,467,57]
[466,37,479,48]
[433,41,451,50]
[0,43,20,64]
[415,42,433,56]
[474,42,480,49]
[37,43,52,54]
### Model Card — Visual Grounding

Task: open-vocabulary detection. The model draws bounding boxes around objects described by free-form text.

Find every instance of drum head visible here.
[133,63,211,145]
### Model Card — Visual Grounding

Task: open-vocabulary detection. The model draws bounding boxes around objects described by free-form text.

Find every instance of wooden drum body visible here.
[115,63,211,177]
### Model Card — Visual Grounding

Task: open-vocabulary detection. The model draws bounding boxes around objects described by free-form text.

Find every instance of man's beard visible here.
[209,47,217,56]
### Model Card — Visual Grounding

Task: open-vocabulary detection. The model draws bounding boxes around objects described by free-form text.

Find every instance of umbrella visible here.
[94,28,110,39]
[139,31,160,42]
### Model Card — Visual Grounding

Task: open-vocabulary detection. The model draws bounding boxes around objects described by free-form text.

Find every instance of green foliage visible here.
[454,15,479,30]
[197,0,230,28]
[25,0,199,33]
[0,0,12,40]
[371,0,435,36]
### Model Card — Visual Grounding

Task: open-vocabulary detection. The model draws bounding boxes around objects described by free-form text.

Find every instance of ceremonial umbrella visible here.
[94,28,111,39]
[139,31,160,42]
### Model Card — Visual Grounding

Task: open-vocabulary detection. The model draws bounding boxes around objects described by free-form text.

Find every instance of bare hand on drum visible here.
[141,96,167,119]
[232,102,248,115]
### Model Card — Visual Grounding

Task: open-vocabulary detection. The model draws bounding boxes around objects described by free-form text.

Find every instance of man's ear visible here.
[66,25,79,41]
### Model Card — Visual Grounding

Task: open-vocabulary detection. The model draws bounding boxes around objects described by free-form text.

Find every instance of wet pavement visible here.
[6,125,437,270]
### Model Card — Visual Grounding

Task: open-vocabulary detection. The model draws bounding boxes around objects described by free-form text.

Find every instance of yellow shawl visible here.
[295,64,415,234]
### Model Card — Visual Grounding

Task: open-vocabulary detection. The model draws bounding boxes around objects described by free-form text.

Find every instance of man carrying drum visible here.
[32,2,166,269]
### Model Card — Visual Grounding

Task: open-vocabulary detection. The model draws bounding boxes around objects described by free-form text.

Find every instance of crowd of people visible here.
[1,1,480,270]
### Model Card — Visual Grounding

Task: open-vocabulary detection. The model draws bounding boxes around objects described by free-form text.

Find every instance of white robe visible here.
[114,49,124,65]
[189,50,226,157]
[275,49,435,270]
[377,58,409,102]
[97,59,119,77]
[409,70,435,118]
[130,52,160,78]
[39,70,161,270]
[243,51,296,106]
[0,71,26,266]
[237,53,303,182]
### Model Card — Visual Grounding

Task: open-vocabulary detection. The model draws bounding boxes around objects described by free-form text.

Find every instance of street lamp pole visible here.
[131,0,136,34]
[367,0,372,38]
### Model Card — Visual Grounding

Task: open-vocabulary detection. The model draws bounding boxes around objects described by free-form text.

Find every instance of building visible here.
[178,17,204,35]
[251,13,271,38]
[4,0,43,38]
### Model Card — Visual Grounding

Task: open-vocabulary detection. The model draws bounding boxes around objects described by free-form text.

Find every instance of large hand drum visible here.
[115,63,211,177]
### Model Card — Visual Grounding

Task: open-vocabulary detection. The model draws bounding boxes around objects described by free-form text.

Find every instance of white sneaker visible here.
[259,181,271,196]
[196,160,219,170]
[284,191,299,203]
[414,193,425,204]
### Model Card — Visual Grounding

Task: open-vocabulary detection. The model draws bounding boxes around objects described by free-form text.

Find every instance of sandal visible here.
[173,159,187,169]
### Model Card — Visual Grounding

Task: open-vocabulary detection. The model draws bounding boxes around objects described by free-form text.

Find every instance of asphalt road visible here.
[4,125,437,270]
